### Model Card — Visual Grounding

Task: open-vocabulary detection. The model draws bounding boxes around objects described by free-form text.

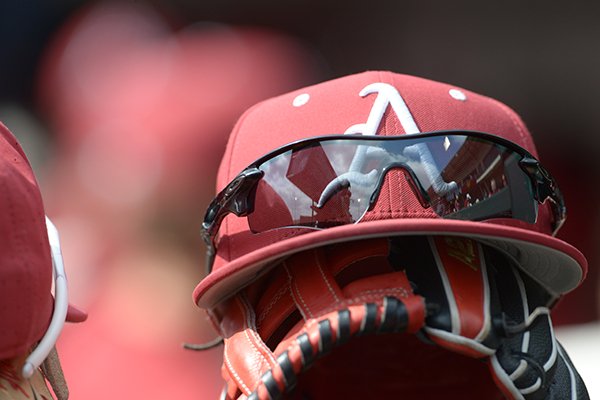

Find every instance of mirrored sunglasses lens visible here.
[423,137,537,223]
[245,134,541,234]
[247,141,377,233]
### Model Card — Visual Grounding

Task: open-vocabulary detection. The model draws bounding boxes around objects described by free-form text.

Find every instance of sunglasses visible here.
[202,131,565,272]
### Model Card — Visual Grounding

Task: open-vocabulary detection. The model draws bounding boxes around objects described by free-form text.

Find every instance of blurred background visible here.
[0,0,598,398]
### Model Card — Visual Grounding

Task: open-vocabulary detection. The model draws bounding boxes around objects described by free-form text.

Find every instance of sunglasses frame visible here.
[202,130,566,273]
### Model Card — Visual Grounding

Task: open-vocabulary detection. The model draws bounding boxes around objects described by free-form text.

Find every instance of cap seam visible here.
[484,96,536,155]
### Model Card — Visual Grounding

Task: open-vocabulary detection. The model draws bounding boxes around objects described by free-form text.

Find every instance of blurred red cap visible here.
[0,122,85,360]
[37,2,322,206]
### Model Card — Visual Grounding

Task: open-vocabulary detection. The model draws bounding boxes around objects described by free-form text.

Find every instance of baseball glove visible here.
[204,235,589,400]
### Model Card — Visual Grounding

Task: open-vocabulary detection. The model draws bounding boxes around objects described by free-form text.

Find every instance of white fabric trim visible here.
[490,355,525,400]
[558,344,578,400]
[544,313,558,372]
[513,267,531,354]
[509,360,528,381]
[425,327,495,356]
[474,241,492,342]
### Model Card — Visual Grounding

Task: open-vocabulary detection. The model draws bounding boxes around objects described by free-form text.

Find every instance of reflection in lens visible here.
[246,134,539,234]
[428,138,536,223]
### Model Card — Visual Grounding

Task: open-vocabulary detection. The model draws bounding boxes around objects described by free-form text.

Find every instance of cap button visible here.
[292,93,310,107]
[449,89,467,101]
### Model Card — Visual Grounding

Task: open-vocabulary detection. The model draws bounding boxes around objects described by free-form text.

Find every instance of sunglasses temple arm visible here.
[205,241,216,275]
[22,217,69,379]
[549,193,567,236]
[202,202,231,275]
[201,221,217,275]
[202,187,256,274]
[519,157,566,236]
[202,169,263,274]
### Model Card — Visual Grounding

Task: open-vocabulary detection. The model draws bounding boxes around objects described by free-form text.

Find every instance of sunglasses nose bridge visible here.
[364,164,433,219]
[393,163,430,204]
[403,169,431,209]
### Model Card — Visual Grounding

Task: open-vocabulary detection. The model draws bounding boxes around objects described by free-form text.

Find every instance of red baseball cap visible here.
[193,71,587,308]
[0,122,86,361]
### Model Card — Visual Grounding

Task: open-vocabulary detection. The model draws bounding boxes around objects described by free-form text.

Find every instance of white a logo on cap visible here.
[340,82,457,197]
[344,82,421,136]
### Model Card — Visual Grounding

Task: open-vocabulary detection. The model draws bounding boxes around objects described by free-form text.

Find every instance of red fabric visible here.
[216,71,536,184]
[361,169,437,220]
[0,122,53,359]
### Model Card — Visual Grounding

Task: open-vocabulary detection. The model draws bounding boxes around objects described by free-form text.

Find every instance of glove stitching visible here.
[235,297,266,384]
[364,209,438,215]
[314,251,341,303]
[223,346,252,394]
[318,292,409,317]
[243,329,265,380]
[350,288,409,299]
[256,285,289,330]
[239,295,278,368]
[285,261,314,319]
[288,291,410,330]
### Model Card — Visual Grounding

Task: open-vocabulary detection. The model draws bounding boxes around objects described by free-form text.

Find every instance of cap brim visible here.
[193,219,587,308]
